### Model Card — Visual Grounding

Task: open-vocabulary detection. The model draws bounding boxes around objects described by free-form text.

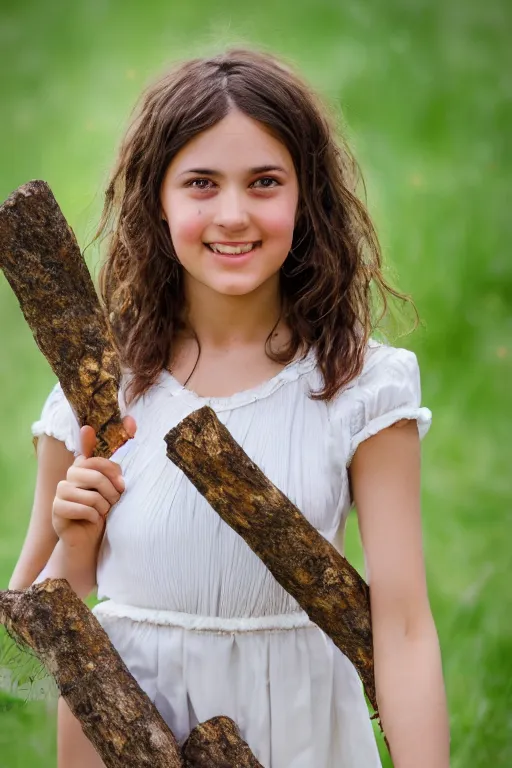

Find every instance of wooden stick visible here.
[0,580,264,766]
[0,580,183,767]
[164,405,379,720]
[0,180,128,458]
[183,717,263,767]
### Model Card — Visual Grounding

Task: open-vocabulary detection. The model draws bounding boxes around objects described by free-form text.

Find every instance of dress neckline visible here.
[159,346,318,411]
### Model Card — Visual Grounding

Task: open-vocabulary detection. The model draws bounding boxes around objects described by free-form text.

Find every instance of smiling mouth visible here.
[205,242,261,255]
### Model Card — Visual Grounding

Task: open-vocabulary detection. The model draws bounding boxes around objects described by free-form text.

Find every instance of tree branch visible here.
[0,180,128,458]
[164,405,379,721]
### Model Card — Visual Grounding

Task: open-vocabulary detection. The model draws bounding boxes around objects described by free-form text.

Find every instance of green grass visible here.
[0,691,57,767]
[1,0,511,765]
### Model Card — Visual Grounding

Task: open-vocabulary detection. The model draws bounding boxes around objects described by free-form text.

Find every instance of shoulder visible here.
[31,368,134,458]
[360,338,421,382]
[329,338,432,468]
[31,381,82,456]
[331,337,424,404]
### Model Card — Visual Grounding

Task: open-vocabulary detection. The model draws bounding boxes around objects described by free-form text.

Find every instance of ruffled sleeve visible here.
[347,344,432,467]
[31,382,82,457]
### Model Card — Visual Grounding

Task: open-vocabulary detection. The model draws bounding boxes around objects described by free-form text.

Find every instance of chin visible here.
[211,282,262,296]
[198,273,275,296]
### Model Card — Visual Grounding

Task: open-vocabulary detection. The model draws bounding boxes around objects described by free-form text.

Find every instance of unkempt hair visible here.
[93,47,418,405]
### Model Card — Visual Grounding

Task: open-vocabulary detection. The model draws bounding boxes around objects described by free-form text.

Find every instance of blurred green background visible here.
[0,0,511,766]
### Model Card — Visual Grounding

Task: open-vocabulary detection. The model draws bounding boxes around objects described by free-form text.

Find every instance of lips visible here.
[205,242,261,256]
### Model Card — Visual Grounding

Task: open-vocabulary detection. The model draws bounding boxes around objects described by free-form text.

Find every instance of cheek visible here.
[166,198,207,246]
[260,199,297,239]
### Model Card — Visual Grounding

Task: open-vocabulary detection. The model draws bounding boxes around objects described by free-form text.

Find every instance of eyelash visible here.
[186,177,280,191]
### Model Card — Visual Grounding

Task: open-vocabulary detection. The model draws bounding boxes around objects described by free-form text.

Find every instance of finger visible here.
[58,487,111,518]
[64,470,122,506]
[122,415,137,438]
[65,468,121,506]
[71,457,125,492]
[53,499,102,526]
[80,426,97,459]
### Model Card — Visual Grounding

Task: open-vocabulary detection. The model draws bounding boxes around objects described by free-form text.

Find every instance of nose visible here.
[212,186,250,231]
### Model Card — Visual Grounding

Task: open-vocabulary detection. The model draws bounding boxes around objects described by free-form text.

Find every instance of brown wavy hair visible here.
[92,47,419,405]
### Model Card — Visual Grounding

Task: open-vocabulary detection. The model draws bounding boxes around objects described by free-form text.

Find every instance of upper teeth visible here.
[209,243,257,255]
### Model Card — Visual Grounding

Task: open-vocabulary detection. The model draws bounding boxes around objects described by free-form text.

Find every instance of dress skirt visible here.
[93,600,382,768]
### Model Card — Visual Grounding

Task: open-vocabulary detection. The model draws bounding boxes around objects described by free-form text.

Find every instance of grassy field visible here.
[0,0,511,765]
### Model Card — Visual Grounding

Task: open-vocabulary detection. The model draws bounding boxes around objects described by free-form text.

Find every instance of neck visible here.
[179,274,287,351]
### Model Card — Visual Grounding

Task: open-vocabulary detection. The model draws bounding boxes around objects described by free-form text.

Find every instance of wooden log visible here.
[183,717,263,767]
[164,406,379,721]
[0,580,264,767]
[0,579,183,767]
[0,180,128,458]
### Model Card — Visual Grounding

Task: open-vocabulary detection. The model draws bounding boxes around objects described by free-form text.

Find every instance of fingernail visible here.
[118,477,126,490]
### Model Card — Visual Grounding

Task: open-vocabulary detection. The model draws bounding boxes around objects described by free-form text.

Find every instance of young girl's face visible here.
[160,109,299,299]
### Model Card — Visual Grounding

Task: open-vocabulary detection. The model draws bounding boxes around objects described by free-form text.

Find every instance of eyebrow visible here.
[178,165,288,178]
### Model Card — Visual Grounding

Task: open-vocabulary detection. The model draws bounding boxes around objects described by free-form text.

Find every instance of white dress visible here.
[32,339,432,767]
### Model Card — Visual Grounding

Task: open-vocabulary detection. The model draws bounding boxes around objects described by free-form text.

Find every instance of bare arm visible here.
[33,538,99,600]
[350,419,450,768]
[9,432,104,600]
[9,435,74,589]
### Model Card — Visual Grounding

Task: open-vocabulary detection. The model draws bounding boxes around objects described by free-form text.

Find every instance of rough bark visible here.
[0,180,128,458]
[183,717,263,767]
[0,580,264,767]
[164,405,379,719]
[0,580,183,767]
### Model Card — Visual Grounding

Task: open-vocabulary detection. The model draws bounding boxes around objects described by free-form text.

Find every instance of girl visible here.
[10,48,450,767]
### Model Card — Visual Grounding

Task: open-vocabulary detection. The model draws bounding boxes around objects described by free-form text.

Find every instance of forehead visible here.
[169,110,293,174]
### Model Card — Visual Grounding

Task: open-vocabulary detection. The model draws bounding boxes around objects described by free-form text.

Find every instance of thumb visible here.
[123,415,137,439]
[80,425,97,459]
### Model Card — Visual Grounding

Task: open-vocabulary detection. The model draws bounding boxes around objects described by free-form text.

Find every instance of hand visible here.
[52,416,137,550]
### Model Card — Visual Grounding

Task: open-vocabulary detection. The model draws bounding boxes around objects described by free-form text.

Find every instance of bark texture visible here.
[183,717,263,767]
[0,580,264,767]
[164,405,378,718]
[0,579,183,766]
[0,180,128,458]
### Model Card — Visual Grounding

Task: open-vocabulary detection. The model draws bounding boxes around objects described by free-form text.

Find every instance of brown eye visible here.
[188,179,214,190]
[252,177,280,189]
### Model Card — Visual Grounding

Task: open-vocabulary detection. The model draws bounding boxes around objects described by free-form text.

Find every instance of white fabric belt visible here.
[92,600,316,634]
